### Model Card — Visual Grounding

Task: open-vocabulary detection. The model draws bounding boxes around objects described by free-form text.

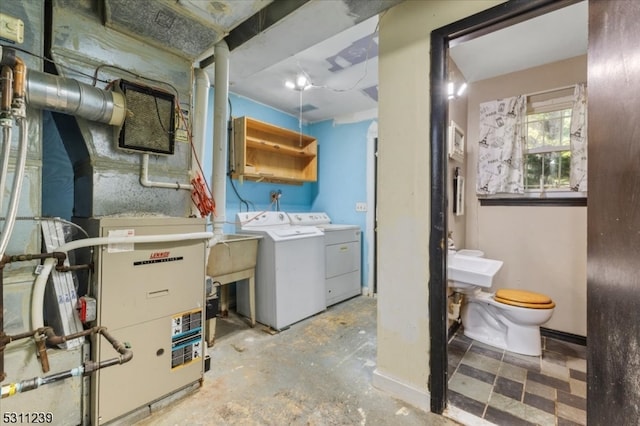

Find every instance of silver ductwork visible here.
[26,69,126,126]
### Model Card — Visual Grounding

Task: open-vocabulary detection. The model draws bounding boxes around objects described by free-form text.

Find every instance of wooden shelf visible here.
[232,116,317,183]
[245,137,316,158]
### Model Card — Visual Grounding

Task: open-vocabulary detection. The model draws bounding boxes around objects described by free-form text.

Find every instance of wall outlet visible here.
[355,202,367,212]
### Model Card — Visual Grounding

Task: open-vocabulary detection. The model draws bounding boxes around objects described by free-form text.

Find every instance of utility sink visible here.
[206,234,261,277]
[447,253,503,288]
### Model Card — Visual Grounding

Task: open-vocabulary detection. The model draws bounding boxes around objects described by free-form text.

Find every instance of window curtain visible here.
[476,96,527,195]
[570,83,587,192]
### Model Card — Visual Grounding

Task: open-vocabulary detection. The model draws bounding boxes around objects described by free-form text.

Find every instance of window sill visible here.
[478,196,587,207]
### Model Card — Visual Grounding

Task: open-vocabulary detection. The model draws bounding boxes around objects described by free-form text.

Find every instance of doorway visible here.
[428,0,584,415]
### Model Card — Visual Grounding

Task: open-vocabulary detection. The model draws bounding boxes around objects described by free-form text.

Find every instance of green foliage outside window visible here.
[524,108,572,190]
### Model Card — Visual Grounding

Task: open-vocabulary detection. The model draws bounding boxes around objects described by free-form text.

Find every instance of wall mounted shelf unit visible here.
[232,116,317,184]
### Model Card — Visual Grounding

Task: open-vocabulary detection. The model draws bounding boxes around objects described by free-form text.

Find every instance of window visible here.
[477,84,587,205]
[524,107,572,190]
[523,90,576,193]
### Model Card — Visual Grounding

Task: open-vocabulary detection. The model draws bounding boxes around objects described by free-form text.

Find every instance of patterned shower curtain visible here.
[570,83,588,192]
[476,96,527,195]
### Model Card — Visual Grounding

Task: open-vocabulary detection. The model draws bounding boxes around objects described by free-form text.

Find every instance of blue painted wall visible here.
[308,118,373,287]
[204,91,315,234]
[204,89,373,288]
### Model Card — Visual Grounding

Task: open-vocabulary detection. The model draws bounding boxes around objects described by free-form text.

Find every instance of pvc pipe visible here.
[30,231,213,330]
[193,68,210,168]
[58,231,213,253]
[0,118,28,258]
[212,40,229,236]
[140,153,193,190]
[25,69,125,126]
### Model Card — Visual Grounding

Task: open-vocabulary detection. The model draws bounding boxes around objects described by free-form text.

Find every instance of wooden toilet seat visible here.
[494,289,556,309]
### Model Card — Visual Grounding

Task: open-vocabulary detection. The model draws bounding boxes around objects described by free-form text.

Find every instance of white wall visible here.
[375,0,504,409]
[464,56,588,336]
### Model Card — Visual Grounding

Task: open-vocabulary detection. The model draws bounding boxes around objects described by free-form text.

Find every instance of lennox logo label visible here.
[134,252,183,266]
[150,251,170,259]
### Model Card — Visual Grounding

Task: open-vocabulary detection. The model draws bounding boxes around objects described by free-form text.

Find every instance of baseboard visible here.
[540,327,586,346]
[445,404,495,426]
[372,369,430,412]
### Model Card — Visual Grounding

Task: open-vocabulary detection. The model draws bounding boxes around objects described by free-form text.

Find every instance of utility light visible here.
[285,74,311,91]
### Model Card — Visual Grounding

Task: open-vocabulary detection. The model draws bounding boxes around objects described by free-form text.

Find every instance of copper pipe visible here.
[2,327,133,398]
[12,57,25,100]
[1,66,12,112]
[43,326,94,346]
[34,335,50,373]
[7,252,67,269]
[56,263,92,273]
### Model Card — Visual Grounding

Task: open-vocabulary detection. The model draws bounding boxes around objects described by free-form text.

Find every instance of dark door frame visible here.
[428,0,583,413]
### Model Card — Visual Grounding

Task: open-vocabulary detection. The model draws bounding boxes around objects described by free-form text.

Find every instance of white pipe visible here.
[31,258,55,330]
[0,118,28,258]
[0,126,11,213]
[140,153,193,191]
[193,68,210,168]
[57,231,214,253]
[212,40,229,236]
[31,231,214,330]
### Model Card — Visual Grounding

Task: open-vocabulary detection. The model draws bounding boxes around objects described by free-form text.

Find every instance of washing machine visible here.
[289,213,361,306]
[236,212,325,330]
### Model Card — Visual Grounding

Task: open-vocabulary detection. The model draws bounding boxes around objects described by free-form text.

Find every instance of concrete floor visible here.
[133,295,459,425]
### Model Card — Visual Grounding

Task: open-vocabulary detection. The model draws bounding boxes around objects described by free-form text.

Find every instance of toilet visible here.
[452,250,555,356]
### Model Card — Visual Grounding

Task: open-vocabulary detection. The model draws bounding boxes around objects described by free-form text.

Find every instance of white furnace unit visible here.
[236,212,325,330]
[80,216,207,425]
[289,213,362,306]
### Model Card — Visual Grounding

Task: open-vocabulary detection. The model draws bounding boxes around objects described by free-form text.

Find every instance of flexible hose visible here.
[31,258,55,330]
[0,126,12,213]
[0,117,28,258]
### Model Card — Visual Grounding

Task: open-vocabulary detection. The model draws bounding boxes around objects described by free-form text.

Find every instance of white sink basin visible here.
[448,253,503,288]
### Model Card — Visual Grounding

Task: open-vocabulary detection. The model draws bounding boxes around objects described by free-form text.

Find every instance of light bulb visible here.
[285,80,295,89]
[447,81,455,100]
[456,82,467,97]
[296,75,307,88]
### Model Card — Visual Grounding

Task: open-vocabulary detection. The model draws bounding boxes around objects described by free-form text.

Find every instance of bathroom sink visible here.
[447,253,503,288]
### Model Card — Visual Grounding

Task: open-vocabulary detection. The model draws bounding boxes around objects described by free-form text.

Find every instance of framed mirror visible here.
[448,120,465,162]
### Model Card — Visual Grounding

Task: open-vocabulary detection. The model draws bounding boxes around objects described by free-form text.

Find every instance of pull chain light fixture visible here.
[284,74,311,146]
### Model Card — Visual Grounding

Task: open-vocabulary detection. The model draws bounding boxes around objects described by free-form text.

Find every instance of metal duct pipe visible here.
[212,40,229,236]
[26,69,126,126]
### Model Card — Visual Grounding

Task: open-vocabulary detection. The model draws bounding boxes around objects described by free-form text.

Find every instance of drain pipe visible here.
[140,153,193,190]
[193,68,210,168]
[212,40,229,237]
